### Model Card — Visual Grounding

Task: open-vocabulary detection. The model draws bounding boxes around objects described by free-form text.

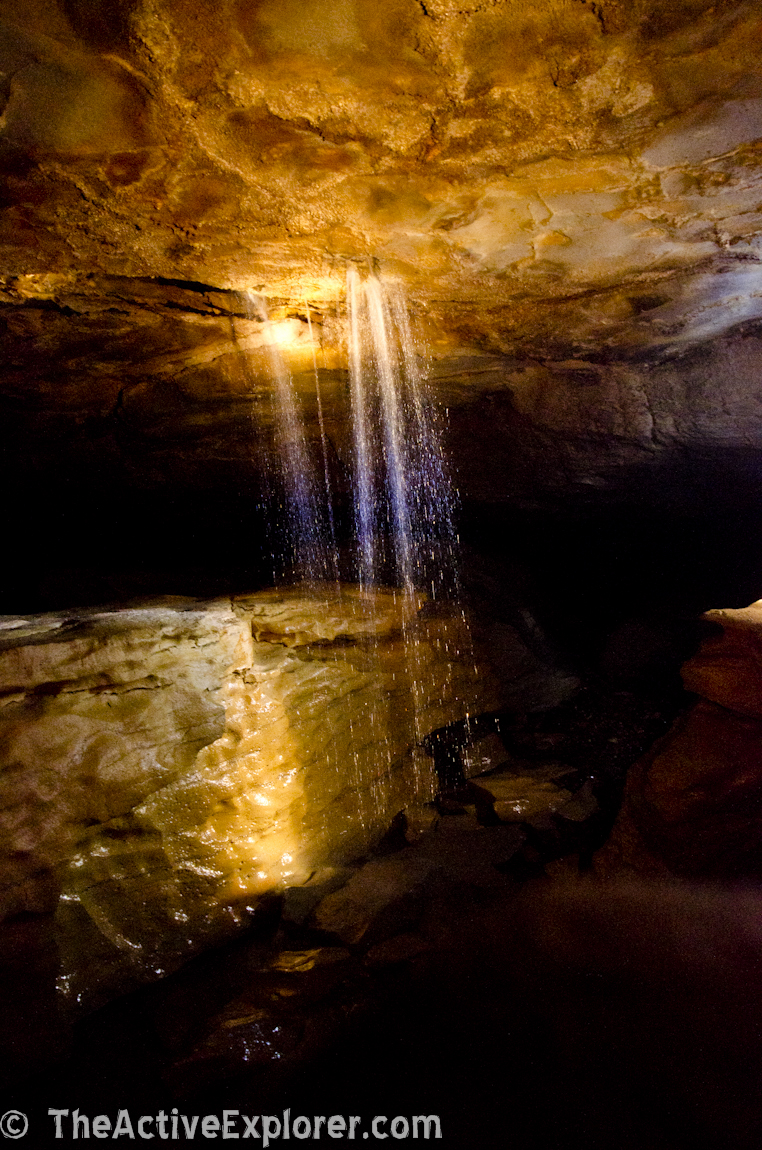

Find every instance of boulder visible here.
[682,601,762,718]
[595,600,762,880]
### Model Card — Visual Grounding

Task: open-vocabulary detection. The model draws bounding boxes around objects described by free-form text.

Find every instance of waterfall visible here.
[246,270,458,602]
[347,266,376,588]
[345,267,460,604]
[305,302,339,583]
[245,270,472,807]
[244,291,333,583]
[345,268,469,766]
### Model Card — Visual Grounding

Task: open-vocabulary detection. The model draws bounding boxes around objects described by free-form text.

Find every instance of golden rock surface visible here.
[2,1,762,370]
[2,2,762,540]
[0,587,500,1002]
[682,600,762,718]
[2,0,760,348]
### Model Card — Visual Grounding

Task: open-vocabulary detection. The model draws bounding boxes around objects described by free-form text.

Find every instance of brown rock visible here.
[596,700,762,880]
[364,933,430,966]
[683,601,762,718]
[595,598,762,880]
[311,854,438,945]
[476,765,575,823]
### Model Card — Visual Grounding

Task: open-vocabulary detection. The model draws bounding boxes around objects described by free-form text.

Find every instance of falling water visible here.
[347,266,376,588]
[345,266,460,603]
[246,271,472,817]
[389,284,461,601]
[345,267,468,773]
[245,291,332,583]
[305,302,339,583]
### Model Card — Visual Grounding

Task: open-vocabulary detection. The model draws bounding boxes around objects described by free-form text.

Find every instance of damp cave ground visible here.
[0,669,694,1150]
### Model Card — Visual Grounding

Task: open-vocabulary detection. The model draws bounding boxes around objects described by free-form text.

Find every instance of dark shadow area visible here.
[4,873,762,1150]
[0,481,278,614]
[459,446,762,676]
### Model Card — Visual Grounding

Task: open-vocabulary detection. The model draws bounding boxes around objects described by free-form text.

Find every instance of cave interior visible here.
[3,1,762,1147]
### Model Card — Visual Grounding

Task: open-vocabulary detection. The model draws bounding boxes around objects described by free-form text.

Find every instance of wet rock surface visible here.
[0,671,689,1140]
[0,588,501,1012]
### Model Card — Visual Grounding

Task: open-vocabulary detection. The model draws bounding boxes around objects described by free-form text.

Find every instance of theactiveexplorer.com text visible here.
[46,1110,443,1142]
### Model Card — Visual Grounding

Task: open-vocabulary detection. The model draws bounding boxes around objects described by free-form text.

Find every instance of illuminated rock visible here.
[2,1,762,556]
[681,600,762,719]
[1,0,760,353]
[0,587,501,1003]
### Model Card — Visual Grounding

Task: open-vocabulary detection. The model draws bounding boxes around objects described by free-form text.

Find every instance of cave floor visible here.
[0,679,711,1150]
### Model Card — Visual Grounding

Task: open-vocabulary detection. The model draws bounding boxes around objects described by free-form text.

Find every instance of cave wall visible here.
[449,322,762,522]
[4,275,762,622]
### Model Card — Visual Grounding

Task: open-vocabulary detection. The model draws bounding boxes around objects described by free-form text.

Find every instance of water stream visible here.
[245,290,332,583]
[250,269,471,810]
[305,302,339,584]
[346,267,460,603]
[345,269,469,766]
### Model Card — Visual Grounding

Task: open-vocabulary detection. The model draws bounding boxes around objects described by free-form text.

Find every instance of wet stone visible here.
[311,855,439,945]
[364,933,431,967]
[402,802,440,843]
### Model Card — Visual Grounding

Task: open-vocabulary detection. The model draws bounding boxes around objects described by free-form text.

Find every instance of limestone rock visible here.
[461,732,511,778]
[0,586,500,1006]
[402,802,440,844]
[280,867,353,927]
[475,765,575,823]
[471,621,581,712]
[596,699,762,880]
[167,941,363,1096]
[364,933,430,966]
[0,599,249,919]
[448,328,762,512]
[0,0,760,352]
[311,854,439,945]
[414,820,524,888]
[233,585,426,645]
[556,778,600,823]
[311,815,525,944]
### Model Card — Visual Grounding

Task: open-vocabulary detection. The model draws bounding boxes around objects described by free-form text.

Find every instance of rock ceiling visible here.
[1,0,761,357]
[2,0,762,586]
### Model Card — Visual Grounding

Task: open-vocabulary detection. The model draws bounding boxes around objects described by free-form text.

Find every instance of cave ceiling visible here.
[1,0,762,530]
[2,0,761,350]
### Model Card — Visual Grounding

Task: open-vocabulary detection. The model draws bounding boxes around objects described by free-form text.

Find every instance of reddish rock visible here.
[596,602,762,880]
[682,602,762,719]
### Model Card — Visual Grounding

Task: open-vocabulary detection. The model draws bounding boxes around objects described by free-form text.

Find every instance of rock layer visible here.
[0,586,500,1006]
[1,0,761,345]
